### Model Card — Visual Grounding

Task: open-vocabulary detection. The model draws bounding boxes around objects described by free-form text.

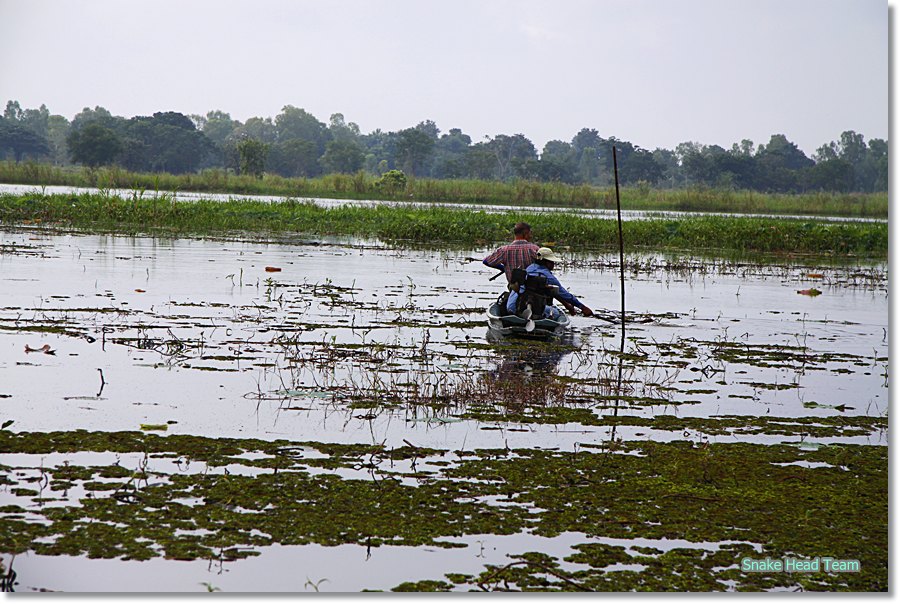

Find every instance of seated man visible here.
[506,247,593,320]
[482,222,539,285]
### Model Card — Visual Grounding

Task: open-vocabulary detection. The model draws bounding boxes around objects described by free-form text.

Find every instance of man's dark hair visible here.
[513,222,531,236]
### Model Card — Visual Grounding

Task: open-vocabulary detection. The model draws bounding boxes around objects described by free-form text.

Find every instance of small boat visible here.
[486,300,570,338]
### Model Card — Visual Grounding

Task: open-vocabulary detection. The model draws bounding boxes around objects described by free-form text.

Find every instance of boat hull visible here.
[486,302,570,338]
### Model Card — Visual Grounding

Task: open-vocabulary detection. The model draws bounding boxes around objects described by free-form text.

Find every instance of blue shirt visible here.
[506,263,582,313]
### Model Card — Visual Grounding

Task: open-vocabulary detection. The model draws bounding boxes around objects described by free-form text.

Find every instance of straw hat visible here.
[536,247,561,262]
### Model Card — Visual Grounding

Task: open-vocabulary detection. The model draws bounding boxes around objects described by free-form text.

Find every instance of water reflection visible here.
[1,556,16,593]
[482,330,576,411]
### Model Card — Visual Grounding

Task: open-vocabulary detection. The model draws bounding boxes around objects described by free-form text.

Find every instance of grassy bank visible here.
[0,161,888,218]
[0,192,887,257]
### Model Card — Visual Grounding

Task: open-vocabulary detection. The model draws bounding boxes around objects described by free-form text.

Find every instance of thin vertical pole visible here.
[612,147,625,339]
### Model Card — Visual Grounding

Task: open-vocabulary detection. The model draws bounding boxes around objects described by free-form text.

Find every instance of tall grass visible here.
[0,192,886,257]
[0,161,887,218]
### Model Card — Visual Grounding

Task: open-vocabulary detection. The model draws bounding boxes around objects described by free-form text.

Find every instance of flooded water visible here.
[0,227,887,592]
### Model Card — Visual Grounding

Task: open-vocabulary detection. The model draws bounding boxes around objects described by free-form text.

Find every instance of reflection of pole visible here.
[610,331,624,443]
[612,147,625,338]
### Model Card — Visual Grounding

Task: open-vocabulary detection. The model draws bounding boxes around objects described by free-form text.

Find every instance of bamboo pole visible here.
[612,147,625,339]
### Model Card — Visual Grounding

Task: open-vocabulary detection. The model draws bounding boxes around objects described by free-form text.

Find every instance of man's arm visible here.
[545,273,590,314]
[482,248,506,271]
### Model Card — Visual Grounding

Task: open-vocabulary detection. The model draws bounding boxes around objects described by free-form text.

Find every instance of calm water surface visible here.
[0,228,887,591]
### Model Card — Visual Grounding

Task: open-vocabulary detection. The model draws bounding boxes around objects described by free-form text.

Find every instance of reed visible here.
[0,161,887,218]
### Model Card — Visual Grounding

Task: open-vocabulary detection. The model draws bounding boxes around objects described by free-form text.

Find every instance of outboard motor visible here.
[512,270,554,319]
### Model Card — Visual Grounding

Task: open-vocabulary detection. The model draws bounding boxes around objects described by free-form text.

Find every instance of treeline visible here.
[0,100,888,194]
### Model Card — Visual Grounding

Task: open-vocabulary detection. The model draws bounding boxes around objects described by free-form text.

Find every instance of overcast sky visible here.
[0,0,888,155]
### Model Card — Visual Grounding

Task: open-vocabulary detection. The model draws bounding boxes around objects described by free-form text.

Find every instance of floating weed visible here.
[0,430,886,591]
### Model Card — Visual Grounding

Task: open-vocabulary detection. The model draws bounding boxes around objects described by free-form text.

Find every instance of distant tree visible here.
[199,110,241,146]
[268,139,320,177]
[70,106,118,131]
[753,134,812,192]
[20,104,50,139]
[757,134,813,171]
[237,138,268,178]
[430,128,470,179]
[3,100,23,122]
[571,128,603,159]
[67,122,122,167]
[651,148,682,187]
[804,158,855,192]
[415,119,440,140]
[118,112,212,173]
[328,113,361,142]
[619,148,664,185]
[713,151,757,190]
[866,138,888,191]
[320,139,365,174]
[575,146,602,184]
[466,142,497,180]
[679,143,723,186]
[274,106,329,152]
[815,131,887,192]
[0,117,49,161]
[486,134,537,180]
[395,127,435,176]
[360,129,398,173]
[537,140,577,183]
[231,117,277,144]
[46,114,71,165]
[730,139,755,157]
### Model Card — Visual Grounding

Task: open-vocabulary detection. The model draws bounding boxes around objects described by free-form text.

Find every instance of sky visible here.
[0,0,888,156]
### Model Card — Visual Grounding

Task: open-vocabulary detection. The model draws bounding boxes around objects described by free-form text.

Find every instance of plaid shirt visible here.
[482,240,539,282]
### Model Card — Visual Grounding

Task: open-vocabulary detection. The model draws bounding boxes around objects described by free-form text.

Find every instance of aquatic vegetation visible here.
[0,430,887,591]
[0,192,888,256]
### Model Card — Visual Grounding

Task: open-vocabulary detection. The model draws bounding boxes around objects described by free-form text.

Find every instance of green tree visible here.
[119,112,212,173]
[538,140,577,182]
[486,134,537,180]
[46,114,71,165]
[198,110,241,146]
[231,117,277,143]
[753,134,811,192]
[67,122,122,167]
[619,148,664,185]
[320,139,365,174]
[360,129,398,173]
[866,138,888,191]
[374,169,407,194]
[816,131,886,192]
[395,127,434,176]
[432,128,472,179]
[3,100,23,122]
[465,142,496,180]
[275,106,330,152]
[651,148,682,187]
[0,117,50,161]
[804,158,855,192]
[328,113,361,142]
[21,104,51,139]
[415,120,440,140]
[237,138,268,178]
[71,106,118,131]
[268,139,319,177]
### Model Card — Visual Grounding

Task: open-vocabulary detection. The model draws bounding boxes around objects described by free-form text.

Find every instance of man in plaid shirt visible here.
[482,222,540,284]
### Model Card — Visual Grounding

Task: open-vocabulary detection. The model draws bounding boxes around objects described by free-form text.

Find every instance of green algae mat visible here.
[0,428,887,591]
